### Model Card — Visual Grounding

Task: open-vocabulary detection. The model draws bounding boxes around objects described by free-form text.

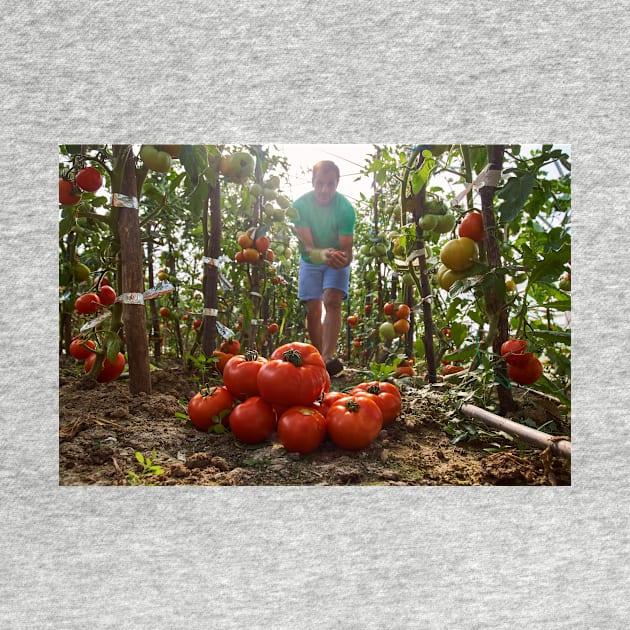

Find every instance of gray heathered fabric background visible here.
[0,1,628,628]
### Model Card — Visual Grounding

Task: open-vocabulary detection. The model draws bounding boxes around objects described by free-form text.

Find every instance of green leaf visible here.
[529,244,571,284]
[180,145,209,186]
[188,178,209,221]
[135,452,145,465]
[449,322,468,348]
[497,171,535,223]
[443,344,478,363]
[540,299,571,312]
[410,156,435,195]
[527,329,571,345]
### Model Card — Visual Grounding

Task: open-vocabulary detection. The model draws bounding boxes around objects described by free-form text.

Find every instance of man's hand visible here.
[325,248,348,269]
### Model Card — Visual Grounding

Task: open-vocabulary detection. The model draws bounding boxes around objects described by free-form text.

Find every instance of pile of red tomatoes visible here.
[187,341,403,453]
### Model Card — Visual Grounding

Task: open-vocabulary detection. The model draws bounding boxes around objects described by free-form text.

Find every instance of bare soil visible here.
[58,357,571,486]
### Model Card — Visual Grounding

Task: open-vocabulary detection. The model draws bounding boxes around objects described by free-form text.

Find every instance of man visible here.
[292,160,355,377]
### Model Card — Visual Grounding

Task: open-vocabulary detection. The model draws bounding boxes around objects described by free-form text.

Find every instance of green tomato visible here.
[379,322,397,341]
[420,214,438,231]
[276,194,291,209]
[434,214,455,234]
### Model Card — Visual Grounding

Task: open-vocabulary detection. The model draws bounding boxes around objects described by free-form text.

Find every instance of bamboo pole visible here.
[460,403,571,460]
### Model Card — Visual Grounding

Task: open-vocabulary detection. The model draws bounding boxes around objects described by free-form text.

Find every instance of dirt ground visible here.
[58,357,571,486]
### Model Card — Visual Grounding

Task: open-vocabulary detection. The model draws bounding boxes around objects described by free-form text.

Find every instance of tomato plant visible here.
[229,396,276,444]
[187,386,234,431]
[277,406,327,454]
[326,396,383,450]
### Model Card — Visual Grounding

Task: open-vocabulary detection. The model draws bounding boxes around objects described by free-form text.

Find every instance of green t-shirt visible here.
[293,191,356,263]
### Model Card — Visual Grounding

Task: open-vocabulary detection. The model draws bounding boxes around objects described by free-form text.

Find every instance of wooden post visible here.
[479,145,516,413]
[202,178,221,356]
[113,145,152,394]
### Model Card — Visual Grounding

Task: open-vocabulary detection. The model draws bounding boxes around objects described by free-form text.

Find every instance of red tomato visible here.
[159,306,170,318]
[229,397,277,444]
[507,355,543,385]
[442,327,451,337]
[501,338,529,366]
[98,285,116,306]
[75,166,102,192]
[223,351,268,399]
[187,386,234,431]
[395,304,411,320]
[346,315,358,328]
[393,365,414,378]
[254,235,270,253]
[59,178,82,205]
[383,302,395,316]
[458,211,485,242]
[84,352,126,382]
[220,338,241,354]
[267,322,279,335]
[277,406,327,454]
[364,304,372,314]
[193,318,202,330]
[350,381,401,426]
[74,292,101,315]
[319,391,348,417]
[327,395,383,450]
[257,342,328,406]
[242,247,260,263]
[69,337,96,360]
[442,364,465,375]
[211,350,233,374]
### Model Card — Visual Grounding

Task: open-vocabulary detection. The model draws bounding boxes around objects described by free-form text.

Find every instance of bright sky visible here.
[275,143,571,207]
[276,144,374,203]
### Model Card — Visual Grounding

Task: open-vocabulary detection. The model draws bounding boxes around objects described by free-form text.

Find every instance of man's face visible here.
[312,168,339,207]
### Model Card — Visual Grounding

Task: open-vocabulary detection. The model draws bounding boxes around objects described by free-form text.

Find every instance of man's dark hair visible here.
[312,160,340,181]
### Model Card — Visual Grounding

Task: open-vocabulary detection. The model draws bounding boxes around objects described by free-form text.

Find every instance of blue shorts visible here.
[298,258,351,301]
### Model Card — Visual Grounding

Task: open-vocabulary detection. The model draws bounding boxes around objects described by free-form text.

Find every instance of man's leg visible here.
[305,298,323,353]
[321,288,344,362]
